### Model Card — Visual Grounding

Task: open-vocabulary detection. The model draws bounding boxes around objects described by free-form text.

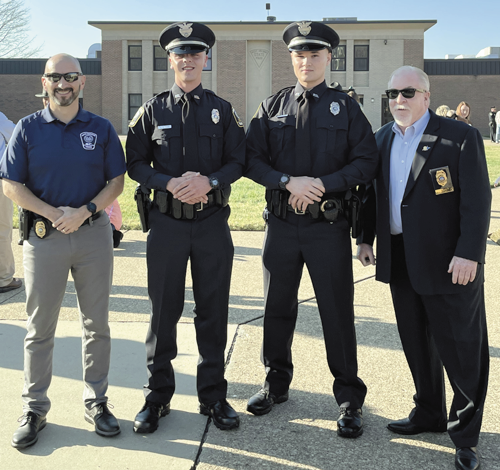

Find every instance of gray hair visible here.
[388,66,430,91]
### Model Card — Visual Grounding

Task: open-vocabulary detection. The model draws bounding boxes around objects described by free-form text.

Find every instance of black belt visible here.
[28,210,103,239]
[154,190,226,220]
[82,210,103,226]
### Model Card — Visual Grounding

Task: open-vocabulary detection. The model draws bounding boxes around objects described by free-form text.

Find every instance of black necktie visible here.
[181,92,199,172]
[295,91,311,175]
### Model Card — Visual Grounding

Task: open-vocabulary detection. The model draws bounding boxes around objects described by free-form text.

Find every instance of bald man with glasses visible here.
[1,53,126,449]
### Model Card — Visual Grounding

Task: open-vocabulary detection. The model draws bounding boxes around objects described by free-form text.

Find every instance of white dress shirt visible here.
[389,110,430,234]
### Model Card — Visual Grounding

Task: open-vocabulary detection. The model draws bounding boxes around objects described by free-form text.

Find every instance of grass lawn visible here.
[10,139,500,231]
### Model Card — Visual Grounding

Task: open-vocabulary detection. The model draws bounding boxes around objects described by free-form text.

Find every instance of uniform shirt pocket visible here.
[268,115,296,161]
[152,125,181,161]
[315,117,348,156]
[199,123,223,163]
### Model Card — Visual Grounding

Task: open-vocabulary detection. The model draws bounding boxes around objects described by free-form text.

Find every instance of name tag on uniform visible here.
[429,166,454,195]
[158,125,172,130]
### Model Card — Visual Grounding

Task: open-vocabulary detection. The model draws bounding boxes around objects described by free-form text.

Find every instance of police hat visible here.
[283,21,340,52]
[35,89,49,98]
[159,22,215,54]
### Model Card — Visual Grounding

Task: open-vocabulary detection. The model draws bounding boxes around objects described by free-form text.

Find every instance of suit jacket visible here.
[361,110,491,295]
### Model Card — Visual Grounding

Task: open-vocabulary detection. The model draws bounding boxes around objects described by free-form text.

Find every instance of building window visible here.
[129,94,142,120]
[331,45,346,71]
[154,45,167,71]
[128,45,142,71]
[354,45,369,71]
[203,49,212,71]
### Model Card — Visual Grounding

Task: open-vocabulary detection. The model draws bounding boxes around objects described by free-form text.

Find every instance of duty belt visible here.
[27,210,103,239]
[154,189,228,220]
[266,189,344,223]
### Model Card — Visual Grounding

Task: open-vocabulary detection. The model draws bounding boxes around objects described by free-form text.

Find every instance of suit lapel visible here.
[377,125,395,193]
[403,111,440,198]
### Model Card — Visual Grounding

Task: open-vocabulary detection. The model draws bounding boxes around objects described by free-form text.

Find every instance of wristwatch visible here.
[278,174,290,191]
[86,202,97,215]
[209,177,219,190]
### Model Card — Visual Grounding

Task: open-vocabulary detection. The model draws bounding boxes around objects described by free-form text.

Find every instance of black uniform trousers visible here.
[389,234,489,448]
[144,205,233,405]
[261,212,367,408]
[490,122,497,142]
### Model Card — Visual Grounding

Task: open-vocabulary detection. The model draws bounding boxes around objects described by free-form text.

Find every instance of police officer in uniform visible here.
[245,22,379,438]
[126,22,245,433]
[1,53,125,448]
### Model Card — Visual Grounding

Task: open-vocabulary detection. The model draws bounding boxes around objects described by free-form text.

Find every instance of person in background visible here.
[495,107,500,144]
[35,90,49,108]
[456,101,472,126]
[0,110,22,294]
[435,105,450,117]
[488,106,496,142]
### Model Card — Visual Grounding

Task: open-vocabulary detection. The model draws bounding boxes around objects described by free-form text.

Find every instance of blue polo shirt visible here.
[0,106,126,208]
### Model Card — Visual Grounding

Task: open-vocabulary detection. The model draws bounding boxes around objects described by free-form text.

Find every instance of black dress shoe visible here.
[133,401,170,433]
[11,411,47,449]
[200,399,240,430]
[387,417,447,435]
[337,407,363,438]
[85,403,120,437]
[455,447,480,470]
[246,388,289,416]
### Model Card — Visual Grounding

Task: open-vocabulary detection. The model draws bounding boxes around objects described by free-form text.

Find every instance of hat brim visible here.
[167,44,208,55]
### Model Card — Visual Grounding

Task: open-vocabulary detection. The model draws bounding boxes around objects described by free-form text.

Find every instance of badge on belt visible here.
[33,218,50,239]
[429,166,454,195]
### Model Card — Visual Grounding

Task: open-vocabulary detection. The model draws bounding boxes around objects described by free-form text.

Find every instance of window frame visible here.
[128,93,142,120]
[353,45,369,71]
[153,45,168,71]
[331,45,346,72]
[128,45,142,71]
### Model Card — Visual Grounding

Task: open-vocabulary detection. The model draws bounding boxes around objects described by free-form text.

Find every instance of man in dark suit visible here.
[488,106,496,142]
[357,66,491,470]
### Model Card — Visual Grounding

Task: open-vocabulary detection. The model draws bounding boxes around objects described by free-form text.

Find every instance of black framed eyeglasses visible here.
[385,88,426,100]
[43,72,83,83]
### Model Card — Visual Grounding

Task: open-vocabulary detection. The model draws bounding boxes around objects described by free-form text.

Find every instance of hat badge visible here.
[179,23,193,38]
[297,21,312,36]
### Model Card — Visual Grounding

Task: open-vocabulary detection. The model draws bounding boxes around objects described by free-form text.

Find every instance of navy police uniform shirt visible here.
[126,83,245,190]
[245,81,379,192]
[0,106,126,208]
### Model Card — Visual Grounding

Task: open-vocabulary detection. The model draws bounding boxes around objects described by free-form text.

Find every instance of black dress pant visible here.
[390,234,489,447]
[490,123,496,142]
[261,213,367,408]
[144,205,233,404]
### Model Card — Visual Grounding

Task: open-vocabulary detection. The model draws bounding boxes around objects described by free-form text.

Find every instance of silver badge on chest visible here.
[330,101,340,116]
[211,109,220,124]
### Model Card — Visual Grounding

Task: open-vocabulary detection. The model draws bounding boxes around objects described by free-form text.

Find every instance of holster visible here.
[134,184,152,232]
[344,185,366,239]
[18,208,31,244]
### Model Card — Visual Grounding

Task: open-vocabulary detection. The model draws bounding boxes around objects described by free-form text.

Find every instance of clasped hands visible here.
[286,176,325,212]
[167,171,211,204]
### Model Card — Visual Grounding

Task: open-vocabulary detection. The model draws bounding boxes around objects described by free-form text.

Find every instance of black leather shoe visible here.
[11,411,46,449]
[85,403,120,437]
[387,417,447,435]
[200,399,240,430]
[133,401,170,433]
[455,447,480,470]
[337,407,363,438]
[246,388,289,416]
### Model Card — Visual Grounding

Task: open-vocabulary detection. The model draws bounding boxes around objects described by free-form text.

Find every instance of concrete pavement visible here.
[1,188,499,470]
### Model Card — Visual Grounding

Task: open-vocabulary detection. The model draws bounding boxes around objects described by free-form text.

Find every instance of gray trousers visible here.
[22,213,113,416]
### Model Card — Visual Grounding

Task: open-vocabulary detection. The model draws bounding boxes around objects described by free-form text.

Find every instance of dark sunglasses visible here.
[43,72,83,83]
[385,88,426,100]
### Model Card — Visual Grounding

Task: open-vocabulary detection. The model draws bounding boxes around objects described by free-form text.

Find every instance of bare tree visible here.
[0,0,42,58]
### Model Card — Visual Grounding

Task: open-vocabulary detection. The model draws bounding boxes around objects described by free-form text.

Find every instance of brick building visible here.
[1,19,499,136]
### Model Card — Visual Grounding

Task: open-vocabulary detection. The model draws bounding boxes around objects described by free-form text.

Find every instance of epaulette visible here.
[328,81,346,93]
[264,86,295,115]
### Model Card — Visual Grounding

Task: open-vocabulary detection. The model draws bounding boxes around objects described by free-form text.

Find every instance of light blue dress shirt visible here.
[389,110,430,234]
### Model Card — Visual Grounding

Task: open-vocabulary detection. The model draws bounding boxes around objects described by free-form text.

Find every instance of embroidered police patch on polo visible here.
[80,132,97,150]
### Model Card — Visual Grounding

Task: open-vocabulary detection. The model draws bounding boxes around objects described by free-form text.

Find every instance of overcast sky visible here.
[23,0,497,59]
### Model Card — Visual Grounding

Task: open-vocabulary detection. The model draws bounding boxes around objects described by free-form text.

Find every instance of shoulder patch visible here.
[232,108,244,128]
[128,106,144,128]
